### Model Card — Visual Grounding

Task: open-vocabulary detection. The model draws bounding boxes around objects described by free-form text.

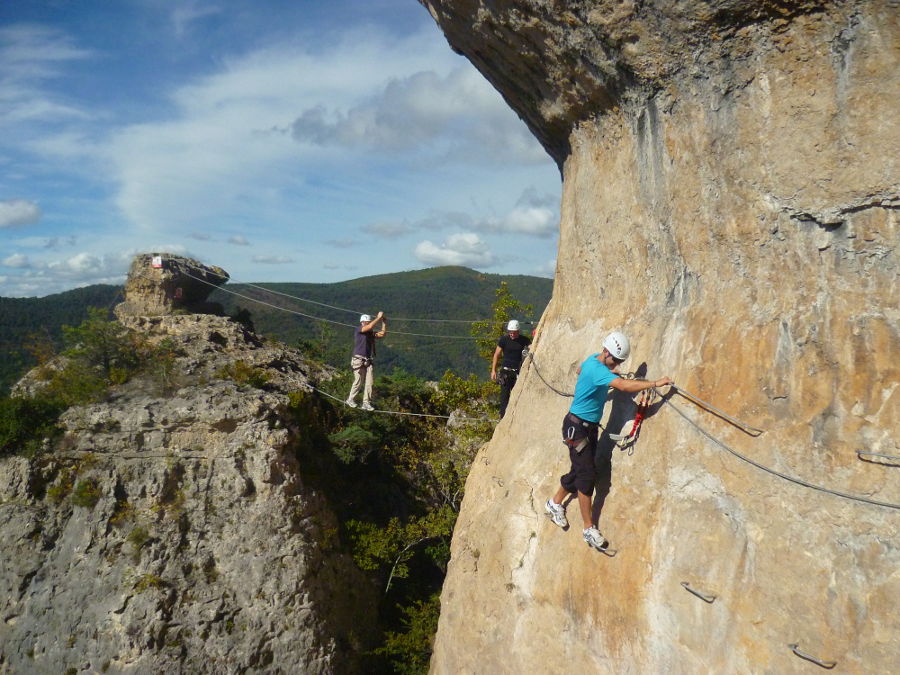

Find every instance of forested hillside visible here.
[1,267,551,393]
[0,285,122,394]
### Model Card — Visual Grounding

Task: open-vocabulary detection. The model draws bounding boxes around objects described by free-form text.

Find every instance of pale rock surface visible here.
[0,261,375,673]
[421,1,898,673]
[114,252,229,318]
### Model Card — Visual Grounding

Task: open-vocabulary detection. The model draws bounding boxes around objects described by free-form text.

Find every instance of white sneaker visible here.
[345,398,358,408]
[583,527,607,550]
[544,499,568,529]
[360,402,374,411]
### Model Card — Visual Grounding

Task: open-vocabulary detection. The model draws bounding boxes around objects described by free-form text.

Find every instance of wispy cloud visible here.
[252,255,294,264]
[291,66,544,165]
[171,3,223,38]
[0,199,42,228]
[414,232,495,267]
[366,187,558,240]
[228,235,250,246]
[361,221,415,240]
[2,253,31,268]
[0,25,94,128]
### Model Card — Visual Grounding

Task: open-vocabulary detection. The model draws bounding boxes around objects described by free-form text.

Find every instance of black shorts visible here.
[559,412,598,496]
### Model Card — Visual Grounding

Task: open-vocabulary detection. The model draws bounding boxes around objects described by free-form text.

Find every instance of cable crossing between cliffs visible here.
[143,264,498,422]
[146,260,898,510]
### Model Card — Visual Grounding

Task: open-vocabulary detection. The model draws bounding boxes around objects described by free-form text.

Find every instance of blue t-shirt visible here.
[568,354,618,423]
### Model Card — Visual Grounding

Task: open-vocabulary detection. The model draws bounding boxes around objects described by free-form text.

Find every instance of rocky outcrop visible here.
[0,278,374,671]
[422,1,898,673]
[114,253,229,319]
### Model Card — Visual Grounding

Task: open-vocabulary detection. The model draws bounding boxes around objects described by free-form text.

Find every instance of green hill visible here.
[0,285,123,394]
[1,267,552,393]
[210,266,552,380]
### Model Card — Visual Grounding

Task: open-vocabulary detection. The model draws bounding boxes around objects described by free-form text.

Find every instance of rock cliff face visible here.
[0,261,375,673]
[421,1,898,672]
[114,253,229,319]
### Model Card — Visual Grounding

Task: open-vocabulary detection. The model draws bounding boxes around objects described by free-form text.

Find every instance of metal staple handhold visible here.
[857,450,900,466]
[788,643,836,669]
[681,581,716,603]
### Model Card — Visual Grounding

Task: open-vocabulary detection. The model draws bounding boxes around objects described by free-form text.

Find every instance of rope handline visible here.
[182,270,479,339]
[309,383,492,423]
[243,282,491,323]
[179,259,535,325]
[672,385,764,436]
[524,351,573,397]
[663,398,900,510]
[523,351,899,510]
[152,270,360,329]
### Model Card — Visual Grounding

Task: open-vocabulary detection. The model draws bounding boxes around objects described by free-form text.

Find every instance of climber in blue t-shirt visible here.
[543,331,673,551]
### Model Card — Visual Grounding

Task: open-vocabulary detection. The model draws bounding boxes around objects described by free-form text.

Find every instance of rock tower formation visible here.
[420,1,898,672]
[114,253,229,319]
[1,256,375,672]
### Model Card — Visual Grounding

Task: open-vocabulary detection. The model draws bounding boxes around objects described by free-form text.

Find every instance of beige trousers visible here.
[347,355,374,405]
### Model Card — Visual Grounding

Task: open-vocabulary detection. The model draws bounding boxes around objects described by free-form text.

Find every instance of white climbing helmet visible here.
[359,314,371,323]
[603,331,630,361]
[507,320,520,331]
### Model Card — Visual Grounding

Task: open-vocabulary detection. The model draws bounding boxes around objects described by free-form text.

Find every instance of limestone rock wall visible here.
[0,312,375,673]
[423,1,898,672]
[115,253,229,318]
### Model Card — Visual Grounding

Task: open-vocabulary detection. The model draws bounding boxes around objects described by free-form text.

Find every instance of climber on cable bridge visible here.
[345,311,387,411]
[543,331,672,551]
[490,319,532,419]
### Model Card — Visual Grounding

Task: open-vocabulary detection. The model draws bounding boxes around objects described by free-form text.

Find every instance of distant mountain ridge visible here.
[1,267,552,393]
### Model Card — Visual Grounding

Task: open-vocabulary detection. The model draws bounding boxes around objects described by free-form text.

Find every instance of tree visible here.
[470,281,535,361]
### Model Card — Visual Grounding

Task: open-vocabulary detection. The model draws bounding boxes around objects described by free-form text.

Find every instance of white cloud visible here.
[414,232,495,267]
[228,235,250,246]
[477,205,557,237]
[2,253,31,268]
[171,3,223,38]
[105,29,462,232]
[252,255,294,264]
[0,199,42,227]
[291,66,545,164]
[0,25,94,128]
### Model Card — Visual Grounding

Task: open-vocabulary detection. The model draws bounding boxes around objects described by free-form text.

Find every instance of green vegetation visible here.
[288,364,495,673]
[215,360,269,389]
[133,573,165,593]
[471,280,536,360]
[0,394,65,457]
[72,479,102,508]
[0,308,182,458]
[0,285,121,394]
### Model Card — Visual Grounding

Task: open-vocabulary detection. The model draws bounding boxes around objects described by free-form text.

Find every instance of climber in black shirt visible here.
[490,320,531,418]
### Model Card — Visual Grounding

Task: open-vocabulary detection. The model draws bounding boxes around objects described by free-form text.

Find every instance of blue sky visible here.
[0,0,561,298]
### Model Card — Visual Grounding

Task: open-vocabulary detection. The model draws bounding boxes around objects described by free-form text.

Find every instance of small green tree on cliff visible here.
[470,281,535,362]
